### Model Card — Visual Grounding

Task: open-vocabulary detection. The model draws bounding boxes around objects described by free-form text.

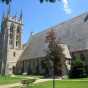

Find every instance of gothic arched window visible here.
[9,23,14,47]
[10,23,14,33]
[17,26,20,33]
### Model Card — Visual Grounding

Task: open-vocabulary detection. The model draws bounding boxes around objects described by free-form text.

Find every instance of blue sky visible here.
[0,0,88,43]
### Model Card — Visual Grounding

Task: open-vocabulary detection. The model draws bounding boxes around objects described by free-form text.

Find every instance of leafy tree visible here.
[45,29,65,77]
[1,0,12,5]
[40,0,61,3]
[69,57,87,78]
[41,59,50,77]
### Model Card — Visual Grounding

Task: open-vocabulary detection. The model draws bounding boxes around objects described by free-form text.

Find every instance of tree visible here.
[1,0,12,5]
[40,0,61,3]
[44,29,65,88]
[69,56,87,78]
[45,29,65,77]
[41,59,50,77]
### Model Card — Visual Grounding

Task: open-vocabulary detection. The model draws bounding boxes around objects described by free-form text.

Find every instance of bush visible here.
[21,79,35,87]
[21,79,35,84]
[69,59,87,78]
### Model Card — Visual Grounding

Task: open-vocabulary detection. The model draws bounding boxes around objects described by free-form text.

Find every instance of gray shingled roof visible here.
[19,12,88,61]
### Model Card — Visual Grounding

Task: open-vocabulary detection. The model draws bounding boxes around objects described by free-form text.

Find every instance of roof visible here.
[19,12,88,61]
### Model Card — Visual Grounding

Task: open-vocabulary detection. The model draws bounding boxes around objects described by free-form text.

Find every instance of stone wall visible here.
[5,49,24,75]
[16,57,69,77]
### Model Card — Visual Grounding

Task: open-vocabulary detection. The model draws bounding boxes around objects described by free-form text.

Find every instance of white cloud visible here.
[62,0,72,14]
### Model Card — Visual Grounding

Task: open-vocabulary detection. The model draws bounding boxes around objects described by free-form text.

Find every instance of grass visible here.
[29,79,88,88]
[0,74,43,85]
[0,75,27,85]
[0,74,88,88]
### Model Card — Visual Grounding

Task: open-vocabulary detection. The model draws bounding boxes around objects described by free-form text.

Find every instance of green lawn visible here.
[0,75,88,88]
[30,80,88,88]
[0,75,43,85]
[0,75,27,85]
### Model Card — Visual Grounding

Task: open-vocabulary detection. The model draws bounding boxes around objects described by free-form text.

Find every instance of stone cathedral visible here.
[0,8,71,76]
[16,12,88,76]
[2,7,88,77]
[0,9,24,75]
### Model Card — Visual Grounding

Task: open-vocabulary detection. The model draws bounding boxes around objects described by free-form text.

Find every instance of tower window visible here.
[16,35,19,40]
[16,41,19,47]
[16,41,18,47]
[9,40,13,45]
[13,52,16,57]
[17,26,20,33]
[10,23,14,33]
[10,33,13,39]
[17,28,20,33]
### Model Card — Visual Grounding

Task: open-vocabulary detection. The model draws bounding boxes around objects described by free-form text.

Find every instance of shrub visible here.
[69,58,87,78]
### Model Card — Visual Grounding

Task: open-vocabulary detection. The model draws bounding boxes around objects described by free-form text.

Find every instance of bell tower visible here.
[8,11,23,49]
[1,6,24,75]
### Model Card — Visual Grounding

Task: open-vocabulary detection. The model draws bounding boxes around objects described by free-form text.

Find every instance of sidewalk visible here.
[34,78,62,84]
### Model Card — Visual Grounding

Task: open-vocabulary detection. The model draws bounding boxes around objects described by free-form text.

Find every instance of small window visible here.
[17,29,20,33]
[17,26,20,33]
[80,53,85,61]
[10,23,14,33]
[68,59,71,65]
[72,53,76,60]
[10,33,13,39]
[9,40,13,45]
[13,52,16,57]
[16,41,18,47]
[16,35,19,40]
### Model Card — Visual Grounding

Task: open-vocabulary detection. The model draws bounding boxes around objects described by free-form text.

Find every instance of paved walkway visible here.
[34,78,62,84]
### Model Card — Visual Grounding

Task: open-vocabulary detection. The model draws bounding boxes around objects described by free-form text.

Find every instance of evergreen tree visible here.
[45,29,64,77]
